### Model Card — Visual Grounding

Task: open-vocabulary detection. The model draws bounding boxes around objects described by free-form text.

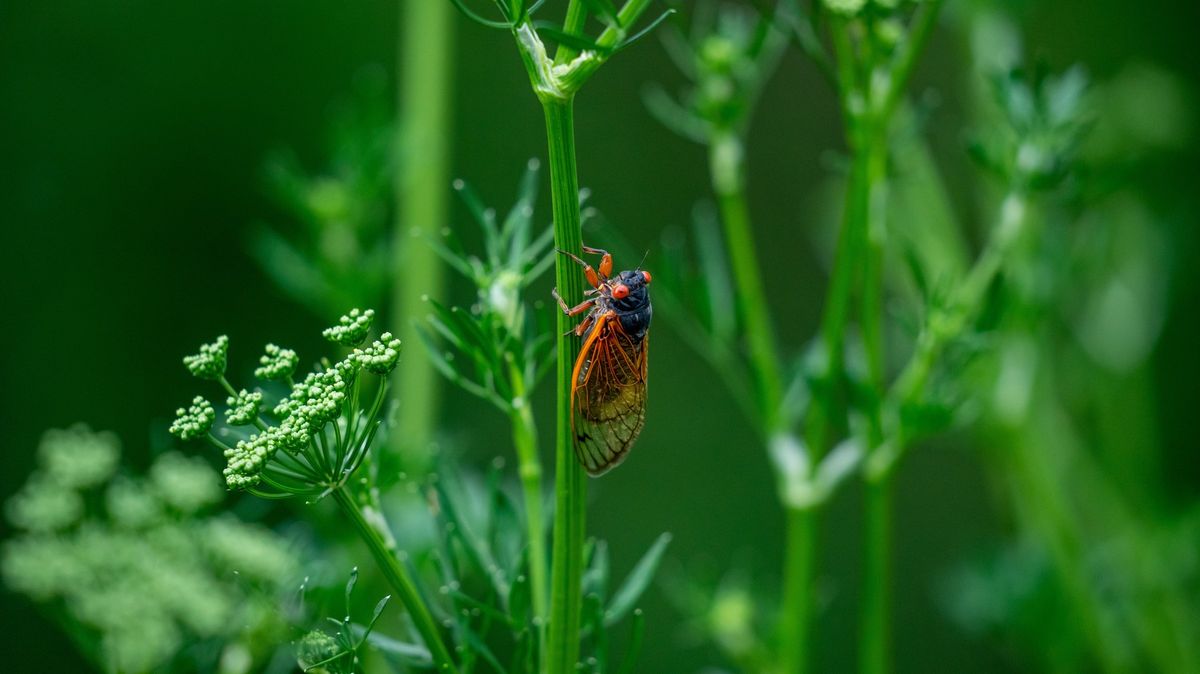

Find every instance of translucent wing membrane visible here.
[572,312,649,475]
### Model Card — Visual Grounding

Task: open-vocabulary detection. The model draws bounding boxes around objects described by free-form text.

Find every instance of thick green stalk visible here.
[508,362,549,639]
[542,97,588,674]
[393,0,455,470]
[332,487,458,673]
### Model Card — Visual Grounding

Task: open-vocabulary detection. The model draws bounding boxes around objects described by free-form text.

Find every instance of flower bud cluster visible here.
[254,343,298,380]
[183,335,229,380]
[322,308,375,346]
[170,397,216,441]
[224,389,263,426]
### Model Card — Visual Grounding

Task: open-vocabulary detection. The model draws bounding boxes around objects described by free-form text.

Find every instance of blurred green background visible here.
[1,0,1197,672]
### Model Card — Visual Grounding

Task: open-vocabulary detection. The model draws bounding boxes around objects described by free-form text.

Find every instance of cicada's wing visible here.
[571,311,649,476]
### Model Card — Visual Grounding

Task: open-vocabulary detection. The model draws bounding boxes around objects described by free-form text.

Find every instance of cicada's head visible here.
[608,269,651,310]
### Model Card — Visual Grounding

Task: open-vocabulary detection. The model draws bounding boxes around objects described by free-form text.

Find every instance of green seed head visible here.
[355,332,402,375]
[255,343,299,381]
[322,308,375,346]
[170,396,216,441]
[183,335,230,380]
[224,389,264,426]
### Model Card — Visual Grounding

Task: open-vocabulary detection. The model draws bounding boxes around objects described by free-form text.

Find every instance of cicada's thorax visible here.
[603,270,653,340]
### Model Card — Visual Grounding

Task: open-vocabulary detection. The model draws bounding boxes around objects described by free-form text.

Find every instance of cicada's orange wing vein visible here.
[570,311,649,476]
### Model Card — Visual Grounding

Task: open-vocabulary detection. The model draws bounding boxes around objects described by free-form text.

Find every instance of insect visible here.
[553,245,652,476]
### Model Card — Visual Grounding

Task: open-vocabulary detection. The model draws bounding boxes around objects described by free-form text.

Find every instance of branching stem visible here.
[332,487,458,673]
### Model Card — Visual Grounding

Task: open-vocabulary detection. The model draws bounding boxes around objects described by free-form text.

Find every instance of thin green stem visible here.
[861,473,892,674]
[393,0,455,473]
[708,133,783,428]
[508,360,549,644]
[879,0,944,121]
[708,131,818,674]
[857,120,893,674]
[331,487,458,673]
[542,97,588,674]
[778,505,817,674]
[804,132,868,458]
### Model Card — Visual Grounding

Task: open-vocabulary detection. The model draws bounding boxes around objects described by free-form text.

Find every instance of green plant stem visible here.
[542,97,588,674]
[804,131,869,458]
[508,361,549,642]
[861,473,892,674]
[778,504,817,674]
[393,0,455,471]
[708,132,817,674]
[857,121,893,674]
[708,133,783,427]
[332,487,458,673]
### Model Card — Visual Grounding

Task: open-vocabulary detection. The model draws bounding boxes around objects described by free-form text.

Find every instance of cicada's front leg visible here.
[557,249,605,288]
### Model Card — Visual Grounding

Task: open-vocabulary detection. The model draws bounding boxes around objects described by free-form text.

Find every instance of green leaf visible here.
[614,9,677,54]
[605,532,671,626]
[433,475,510,602]
[461,625,510,674]
[580,0,619,27]
[614,609,646,674]
[533,22,613,54]
[355,628,434,669]
[508,553,532,626]
[344,566,359,613]
[364,594,391,639]
[448,0,513,29]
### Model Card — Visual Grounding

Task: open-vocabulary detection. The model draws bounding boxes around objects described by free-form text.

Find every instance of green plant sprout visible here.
[418,160,672,671]
[2,425,297,674]
[417,159,555,638]
[171,312,459,672]
[295,567,391,674]
[446,2,674,672]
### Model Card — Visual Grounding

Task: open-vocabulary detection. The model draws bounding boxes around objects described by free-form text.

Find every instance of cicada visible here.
[553,246,652,476]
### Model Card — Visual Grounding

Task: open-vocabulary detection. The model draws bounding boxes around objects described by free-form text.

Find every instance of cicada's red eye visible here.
[612,284,629,299]
[642,271,652,284]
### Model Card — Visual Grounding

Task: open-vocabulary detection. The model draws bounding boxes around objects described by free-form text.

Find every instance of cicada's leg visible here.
[552,288,596,317]
[557,249,603,288]
[582,245,613,278]
[574,312,597,337]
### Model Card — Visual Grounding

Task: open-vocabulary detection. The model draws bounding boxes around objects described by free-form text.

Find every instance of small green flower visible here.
[184,335,230,379]
[225,389,264,426]
[355,332,402,375]
[322,308,375,347]
[39,425,120,489]
[170,396,216,441]
[255,343,299,381]
[150,453,222,514]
